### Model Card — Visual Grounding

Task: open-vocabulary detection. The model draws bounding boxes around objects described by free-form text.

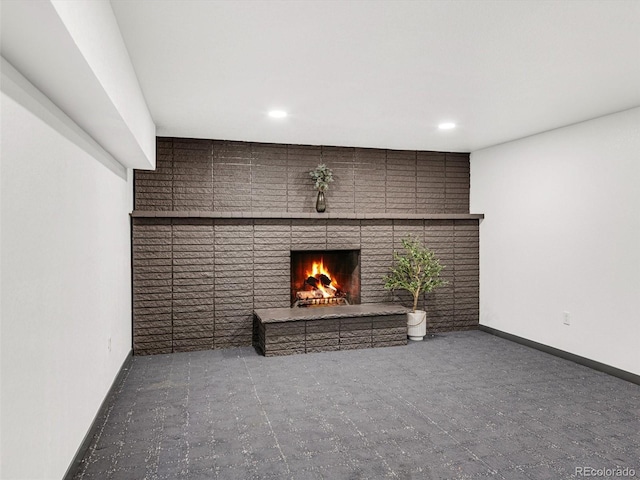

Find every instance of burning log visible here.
[293,297,351,307]
[296,291,324,300]
[293,260,349,307]
[319,274,337,293]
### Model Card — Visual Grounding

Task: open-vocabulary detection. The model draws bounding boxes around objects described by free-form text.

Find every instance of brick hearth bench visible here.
[253,303,409,357]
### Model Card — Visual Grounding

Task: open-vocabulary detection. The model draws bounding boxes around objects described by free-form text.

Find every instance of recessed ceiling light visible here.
[438,122,456,130]
[268,110,287,119]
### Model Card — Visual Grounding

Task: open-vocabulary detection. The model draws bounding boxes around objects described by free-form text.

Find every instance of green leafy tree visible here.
[384,236,447,312]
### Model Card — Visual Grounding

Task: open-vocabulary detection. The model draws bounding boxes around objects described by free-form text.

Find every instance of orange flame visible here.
[306,259,340,298]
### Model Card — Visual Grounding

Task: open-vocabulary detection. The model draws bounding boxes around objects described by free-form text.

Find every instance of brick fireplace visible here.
[132,138,482,355]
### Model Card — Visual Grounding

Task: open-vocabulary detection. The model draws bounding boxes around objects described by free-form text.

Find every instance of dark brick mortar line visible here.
[133,138,479,355]
[132,218,479,354]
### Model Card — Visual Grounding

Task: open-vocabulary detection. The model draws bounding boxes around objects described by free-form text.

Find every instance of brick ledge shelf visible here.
[254,303,410,357]
[131,210,484,220]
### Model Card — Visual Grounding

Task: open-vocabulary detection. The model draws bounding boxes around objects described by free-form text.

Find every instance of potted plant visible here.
[383,236,447,341]
[309,164,333,212]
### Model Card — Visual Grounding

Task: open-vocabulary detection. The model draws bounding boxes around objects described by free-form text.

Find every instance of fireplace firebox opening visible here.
[290,250,361,307]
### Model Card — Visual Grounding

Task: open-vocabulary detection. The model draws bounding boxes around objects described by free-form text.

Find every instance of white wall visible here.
[471,108,640,376]
[1,0,156,170]
[0,65,133,478]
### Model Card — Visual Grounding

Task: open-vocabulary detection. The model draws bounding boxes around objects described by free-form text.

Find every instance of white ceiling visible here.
[110,0,640,153]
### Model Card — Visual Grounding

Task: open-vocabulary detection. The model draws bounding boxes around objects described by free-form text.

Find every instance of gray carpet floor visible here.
[72,331,639,479]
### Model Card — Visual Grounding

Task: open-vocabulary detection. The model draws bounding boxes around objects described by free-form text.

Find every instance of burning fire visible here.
[306,259,340,298]
[293,255,350,307]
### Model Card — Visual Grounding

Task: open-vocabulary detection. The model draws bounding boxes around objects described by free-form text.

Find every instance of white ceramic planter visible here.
[407,310,427,341]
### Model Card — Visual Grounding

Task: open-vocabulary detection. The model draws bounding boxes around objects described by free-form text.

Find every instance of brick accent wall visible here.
[132,218,479,355]
[135,138,470,214]
[132,138,479,355]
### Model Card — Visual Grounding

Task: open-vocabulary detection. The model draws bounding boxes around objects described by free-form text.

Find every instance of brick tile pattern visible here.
[251,143,288,212]
[425,220,456,331]
[322,147,355,212]
[214,220,254,349]
[134,139,173,210]
[135,138,470,214]
[132,219,172,355]
[360,220,394,305]
[132,137,477,355]
[256,314,407,357]
[287,145,322,213]
[354,148,386,213]
[417,151,446,213]
[173,139,213,211]
[172,219,214,352]
[132,219,479,354]
[386,150,417,214]
[454,220,480,329]
[445,153,470,214]
[253,220,291,311]
[213,141,252,212]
